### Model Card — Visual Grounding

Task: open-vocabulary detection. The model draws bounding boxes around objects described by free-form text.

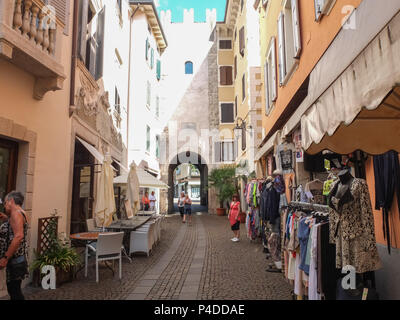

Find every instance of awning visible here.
[76,137,104,163]
[254,130,281,161]
[301,10,400,155]
[114,167,169,189]
[281,0,400,143]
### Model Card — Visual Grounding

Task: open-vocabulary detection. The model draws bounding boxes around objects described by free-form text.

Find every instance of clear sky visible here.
[157,0,227,22]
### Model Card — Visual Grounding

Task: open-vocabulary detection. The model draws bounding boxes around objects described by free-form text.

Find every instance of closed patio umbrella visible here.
[94,154,116,227]
[127,161,141,216]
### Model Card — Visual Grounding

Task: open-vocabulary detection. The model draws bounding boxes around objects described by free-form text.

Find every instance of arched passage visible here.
[167,152,208,214]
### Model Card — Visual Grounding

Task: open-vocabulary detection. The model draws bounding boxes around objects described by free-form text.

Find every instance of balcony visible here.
[0,0,66,100]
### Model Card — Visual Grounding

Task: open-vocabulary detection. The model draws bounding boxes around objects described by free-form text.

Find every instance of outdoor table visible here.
[104,216,153,260]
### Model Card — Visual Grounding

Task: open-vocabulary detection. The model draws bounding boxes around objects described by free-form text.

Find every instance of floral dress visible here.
[328,178,382,273]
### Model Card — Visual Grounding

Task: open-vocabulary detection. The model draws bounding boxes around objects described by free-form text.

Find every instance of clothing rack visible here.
[288,201,330,213]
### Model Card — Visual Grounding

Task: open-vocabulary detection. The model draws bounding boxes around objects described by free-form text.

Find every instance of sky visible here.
[157,0,227,22]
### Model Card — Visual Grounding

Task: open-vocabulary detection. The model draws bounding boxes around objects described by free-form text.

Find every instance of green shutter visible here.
[145,38,149,60]
[151,48,154,69]
[156,60,161,80]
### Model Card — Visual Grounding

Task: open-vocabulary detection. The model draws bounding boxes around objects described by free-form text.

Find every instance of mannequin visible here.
[331,169,355,212]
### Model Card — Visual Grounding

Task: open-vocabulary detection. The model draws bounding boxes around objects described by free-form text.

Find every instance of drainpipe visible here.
[127,4,141,165]
[69,0,79,116]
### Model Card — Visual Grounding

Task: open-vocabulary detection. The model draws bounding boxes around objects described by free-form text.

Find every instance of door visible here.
[0,139,18,213]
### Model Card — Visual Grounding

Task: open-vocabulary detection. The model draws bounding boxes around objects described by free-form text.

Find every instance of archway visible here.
[167,152,208,214]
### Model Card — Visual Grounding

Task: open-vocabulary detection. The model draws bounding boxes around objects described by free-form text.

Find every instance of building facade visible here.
[254,0,400,299]
[0,0,73,291]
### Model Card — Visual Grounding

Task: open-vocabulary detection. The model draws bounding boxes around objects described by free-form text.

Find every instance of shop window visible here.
[219,66,233,86]
[220,103,235,124]
[277,0,301,86]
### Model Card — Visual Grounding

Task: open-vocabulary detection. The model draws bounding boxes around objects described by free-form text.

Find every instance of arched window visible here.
[185,61,193,74]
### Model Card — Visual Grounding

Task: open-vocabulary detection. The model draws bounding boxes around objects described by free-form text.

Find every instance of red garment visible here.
[228,201,240,226]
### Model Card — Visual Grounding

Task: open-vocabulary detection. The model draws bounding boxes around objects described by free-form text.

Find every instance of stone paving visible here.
[4,212,292,300]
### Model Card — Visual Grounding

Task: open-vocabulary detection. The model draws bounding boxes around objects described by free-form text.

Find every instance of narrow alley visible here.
[20,214,291,300]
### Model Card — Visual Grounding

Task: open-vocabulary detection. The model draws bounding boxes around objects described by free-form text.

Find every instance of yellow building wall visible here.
[257,0,363,138]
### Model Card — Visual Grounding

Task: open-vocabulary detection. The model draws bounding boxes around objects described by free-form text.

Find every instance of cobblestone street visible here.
[14,213,291,300]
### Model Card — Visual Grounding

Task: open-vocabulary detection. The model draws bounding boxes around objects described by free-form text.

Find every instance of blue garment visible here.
[298,217,311,275]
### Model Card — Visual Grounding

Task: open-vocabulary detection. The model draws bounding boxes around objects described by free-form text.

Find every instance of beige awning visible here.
[254,130,281,161]
[301,9,400,154]
[114,167,169,190]
[281,0,400,147]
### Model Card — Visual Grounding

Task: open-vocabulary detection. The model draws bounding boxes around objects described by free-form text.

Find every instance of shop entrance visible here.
[0,138,18,212]
[70,139,95,234]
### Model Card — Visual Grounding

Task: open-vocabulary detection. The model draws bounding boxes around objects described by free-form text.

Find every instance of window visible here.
[277,0,301,85]
[145,38,149,61]
[117,0,122,14]
[150,48,154,69]
[234,96,238,118]
[262,0,269,8]
[219,66,233,86]
[114,87,121,114]
[242,74,246,102]
[156,96,160,118]
[234,56,237,79]
[239,27,245,56]
[78,3,105,80]
[220,103,235,124]
[241,0,244,12]
[214,141,236,163]
[146,126,151,152]
[146,81,151,108]
[219,40,232,50]
[264,37,277,114]
[314,0,336,21]
[185,61,193,74]
[156,59,161,80]
[155,135,160,159]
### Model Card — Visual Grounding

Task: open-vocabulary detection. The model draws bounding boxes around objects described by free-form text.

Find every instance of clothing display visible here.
[305,180,325,205]
[275,143,296,175]
[328,177,382,273]
[373,150,400,254]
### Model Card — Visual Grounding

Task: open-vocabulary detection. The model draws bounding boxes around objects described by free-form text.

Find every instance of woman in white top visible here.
[178,192,186,222]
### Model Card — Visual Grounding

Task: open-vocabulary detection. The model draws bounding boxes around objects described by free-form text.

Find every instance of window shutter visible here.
[239,27,245,55]
[95,7,105,80]
[46,0,69,35]
[234,56,237,79]
[270,37,277,101]
[145,38,149,60]
[214,142,222,163]
[221,103,234,123]
[220,67,227,86]
[264,62,270,113]
[151,48,154,69]
[235,96,238,118]
[78,0,89,62]
[291,0,301,58]
[157,60,161,80]
[241,128,246,151]
[314,0,325,20]
[223,66,233,85]
[277,12,286,85]
[242,74,246,101]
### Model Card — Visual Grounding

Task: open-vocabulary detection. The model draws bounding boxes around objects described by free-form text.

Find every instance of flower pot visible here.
[56,267,74,287]
[216,208,226,216]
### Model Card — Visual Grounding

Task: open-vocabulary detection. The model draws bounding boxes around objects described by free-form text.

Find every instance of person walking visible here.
[177,191,186,222]
[142,192,150,211]
[149,191,157,212]
[183,194,193,225]
[0,191,29,300]
[228,194,241,242]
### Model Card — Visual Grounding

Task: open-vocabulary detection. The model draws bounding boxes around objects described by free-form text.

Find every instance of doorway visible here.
[70,139,95,234]
[0,138,18,212]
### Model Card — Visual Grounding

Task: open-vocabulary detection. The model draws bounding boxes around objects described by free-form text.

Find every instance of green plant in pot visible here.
[30,213,81,287]
[208,165,237,216]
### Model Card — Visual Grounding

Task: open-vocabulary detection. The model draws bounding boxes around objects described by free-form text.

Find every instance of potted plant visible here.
[31,216,81,287]
[208,165,237,216]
